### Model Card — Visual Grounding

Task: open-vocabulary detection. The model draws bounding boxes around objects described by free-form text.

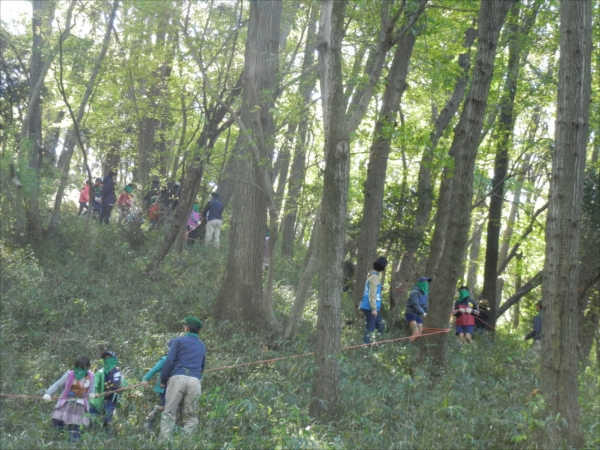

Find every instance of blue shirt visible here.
[405,287,428,316]
[202,199,224,221]
[161,334,206,384]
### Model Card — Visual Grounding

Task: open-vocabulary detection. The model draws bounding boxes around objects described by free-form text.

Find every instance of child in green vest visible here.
[89,351,128,433]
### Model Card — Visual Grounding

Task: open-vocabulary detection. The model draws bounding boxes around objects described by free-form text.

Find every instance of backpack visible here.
[149,203,160,221]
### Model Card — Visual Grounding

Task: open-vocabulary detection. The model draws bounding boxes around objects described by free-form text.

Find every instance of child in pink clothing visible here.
[43,356,96,441]
[187,203,202,246]
[77,181,90,216]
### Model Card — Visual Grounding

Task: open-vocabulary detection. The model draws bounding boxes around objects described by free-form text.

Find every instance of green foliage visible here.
[1,222,598,448]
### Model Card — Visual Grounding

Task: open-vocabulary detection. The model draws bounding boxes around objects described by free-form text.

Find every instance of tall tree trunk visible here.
[420,0,512,368]
[309,0,349,420]
[540,0,591,446]
[352,29,417,308]
[136,8,176,188]
[23,0,56,243]
[285,0,422,343]
[481,0,539,328]
[213,0,282,332]
[466,217,485,291]
[281,3,319,256]
[48,0,119,232]
[390,27,476,318]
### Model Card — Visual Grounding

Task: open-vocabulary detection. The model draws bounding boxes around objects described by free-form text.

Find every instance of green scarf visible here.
[185,332,199,338]
[192,203,199,212]
[124,185,133,194]
[103,357,118,373]
[416,281,429,295]
[458,289,469,302]
[73,367,88,380]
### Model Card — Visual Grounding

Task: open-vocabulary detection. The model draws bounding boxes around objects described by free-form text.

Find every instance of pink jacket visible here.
[79,185,90,203]
[188,210,201,228]
[50,370,95,411]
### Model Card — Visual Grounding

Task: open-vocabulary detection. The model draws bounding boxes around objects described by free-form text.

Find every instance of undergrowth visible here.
[1,216,598,449]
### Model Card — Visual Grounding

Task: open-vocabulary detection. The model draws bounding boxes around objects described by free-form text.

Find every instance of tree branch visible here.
[496,270,544,318]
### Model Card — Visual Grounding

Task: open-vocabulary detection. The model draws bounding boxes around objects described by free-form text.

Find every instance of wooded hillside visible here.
[1,1,598,448]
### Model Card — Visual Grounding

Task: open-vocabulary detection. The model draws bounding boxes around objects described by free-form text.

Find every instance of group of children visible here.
[77,176,136,224]
[358,257,492,346]
[43,346,170,442]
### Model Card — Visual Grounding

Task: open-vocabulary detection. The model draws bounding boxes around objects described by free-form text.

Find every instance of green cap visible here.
[183,316,203,329]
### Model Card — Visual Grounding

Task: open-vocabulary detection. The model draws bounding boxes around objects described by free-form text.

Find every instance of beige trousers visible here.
[205,219,222,247]
[160,375,201,439]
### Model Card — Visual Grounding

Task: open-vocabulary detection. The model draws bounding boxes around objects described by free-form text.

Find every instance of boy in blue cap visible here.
[405,276,432,342]
[89,351,128,432]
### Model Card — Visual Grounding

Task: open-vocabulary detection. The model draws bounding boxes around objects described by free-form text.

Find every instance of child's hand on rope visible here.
[42,394,51,402]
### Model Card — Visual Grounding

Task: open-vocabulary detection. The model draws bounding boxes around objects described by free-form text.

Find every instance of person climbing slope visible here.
[89,350,128,433]
[43,355,96,442]
[77,181,90,216]
[405,276,432,342]
[451,285,479,344]
[142,339,173,432]
[359,256,388,344]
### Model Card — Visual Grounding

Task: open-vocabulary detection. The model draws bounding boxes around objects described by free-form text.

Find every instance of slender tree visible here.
[540,0,592,446]
[49,0,119,231]
[420,0,513,367]
[309,0,349,420]
[480,0,540,326]
[352,25,418,308]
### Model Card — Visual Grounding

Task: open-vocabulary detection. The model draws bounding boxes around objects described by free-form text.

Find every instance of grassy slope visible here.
[1,217,598,449]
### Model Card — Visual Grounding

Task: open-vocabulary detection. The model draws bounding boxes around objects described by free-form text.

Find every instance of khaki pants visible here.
[205,219,222,247]
[532,339,542,356]
[160,375,201,439]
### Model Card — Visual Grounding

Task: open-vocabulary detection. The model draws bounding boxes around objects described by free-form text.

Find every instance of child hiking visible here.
[43,355,96,442]
[359,256,388,344]
[77,181,90,216]
[142,339,173,432]
[89,350,128,434]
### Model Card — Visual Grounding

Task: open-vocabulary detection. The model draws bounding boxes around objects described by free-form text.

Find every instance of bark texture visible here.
[420,0,512,367]
[540,0,591,446]
[213,0,282,332]
[309,0,349,421]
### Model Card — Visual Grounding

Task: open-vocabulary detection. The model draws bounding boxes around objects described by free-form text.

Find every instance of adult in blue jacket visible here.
[160,316,206,440]
[405,276,431,342]
[99,171,117,224]
[202,192,224,247]
[359,256,388,344]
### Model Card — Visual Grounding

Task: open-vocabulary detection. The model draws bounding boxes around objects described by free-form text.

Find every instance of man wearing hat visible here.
[405,276,432,342]
[202,192,224,247]
[160,316,206,439]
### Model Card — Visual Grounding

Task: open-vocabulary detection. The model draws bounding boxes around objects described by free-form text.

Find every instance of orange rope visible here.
[1,328,450,400]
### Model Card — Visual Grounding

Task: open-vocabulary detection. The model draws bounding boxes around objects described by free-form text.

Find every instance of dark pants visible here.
[361,309,384,344]
[187,225,198,246]
[53,419,81,441]
[77,203,88,216]
[90,399,117,425]
[99,205,114,224]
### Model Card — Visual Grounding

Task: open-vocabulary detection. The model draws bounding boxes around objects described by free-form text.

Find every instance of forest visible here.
[0,0,598,448]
